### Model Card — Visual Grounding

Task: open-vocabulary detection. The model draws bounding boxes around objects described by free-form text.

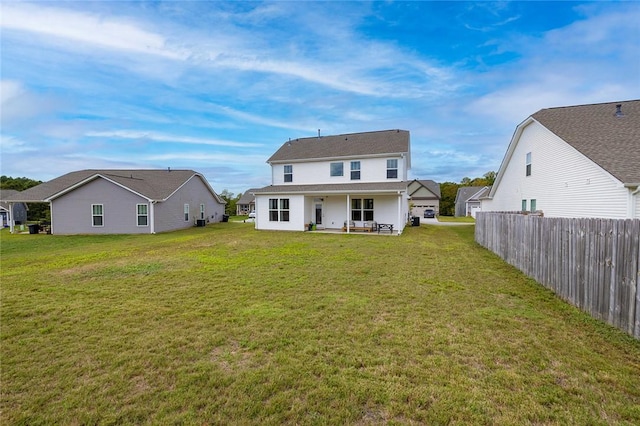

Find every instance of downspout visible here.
[150,201,156,234]
[397,191,402,235]
[629,186,640,218]
[8,202,14,234]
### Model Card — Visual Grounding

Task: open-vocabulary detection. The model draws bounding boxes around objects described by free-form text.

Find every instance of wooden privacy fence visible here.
[475,212,640,339]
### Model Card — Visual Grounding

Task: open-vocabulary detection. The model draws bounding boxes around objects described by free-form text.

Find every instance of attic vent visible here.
[615,104,625,118]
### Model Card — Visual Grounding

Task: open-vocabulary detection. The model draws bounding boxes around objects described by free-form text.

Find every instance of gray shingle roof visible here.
[455,186,485,203]
[410,179,441,198]
[532,100,640,184]
[267,129,410,163]
[3,169,223,203]
[237,188,260,204]
[253,181,409,194]
[0,189,23,209]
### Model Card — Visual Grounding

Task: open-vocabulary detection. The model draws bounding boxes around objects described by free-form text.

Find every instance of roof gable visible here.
[532,100,640,184]
[267,129,410,164]
[5,169,223,203]
[455,186,485,203]
[408,179,441,198]
[490,100,640,198]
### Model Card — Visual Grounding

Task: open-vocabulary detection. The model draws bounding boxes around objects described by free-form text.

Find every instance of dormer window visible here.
[284,165,293,182]
[387,159,398,179]
[525,152,532,176]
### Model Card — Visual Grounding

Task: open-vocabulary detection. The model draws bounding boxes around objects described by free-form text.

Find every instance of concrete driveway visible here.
[421,218,474,226]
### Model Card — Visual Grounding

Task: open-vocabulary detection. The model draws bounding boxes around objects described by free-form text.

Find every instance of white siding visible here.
[254,194,305,231]
[271,155,406,185]
[485,121,630,219]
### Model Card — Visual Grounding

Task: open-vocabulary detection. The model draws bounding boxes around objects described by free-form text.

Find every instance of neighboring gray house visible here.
[455,186,490,218]
[4,169,226,234]
[482,100,640,219]
[408,179,440,217]
[236,189,258,215]
[0,189,28,227]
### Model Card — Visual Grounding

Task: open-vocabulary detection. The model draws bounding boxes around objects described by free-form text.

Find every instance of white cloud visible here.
[0,135,38,153]
[85,130,263,148]
[0,3,187,60]
[147,152,267,165]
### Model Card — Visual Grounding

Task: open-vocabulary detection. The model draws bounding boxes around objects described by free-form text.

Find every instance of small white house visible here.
[482,100,640,219]
[253,130,411,234]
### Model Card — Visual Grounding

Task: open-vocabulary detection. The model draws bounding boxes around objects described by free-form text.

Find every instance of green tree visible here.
[219,189,241,216]
[439,182,459,216]
[438,171,496,216]
[0,176,49,221]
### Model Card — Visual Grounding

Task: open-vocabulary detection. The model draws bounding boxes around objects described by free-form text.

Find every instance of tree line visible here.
[439,171,496,216]
[0,176,50,221]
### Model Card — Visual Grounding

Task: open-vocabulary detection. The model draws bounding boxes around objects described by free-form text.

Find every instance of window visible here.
[284,165,293,182]
[137,204,148,226]
[350,161,361,180]
[351,198,374,221]
[526,152,532,176]
[184,204,189,221]
[92,204,104,227]
[280,199,290,222]
[387,159,398,179]
[200,204,205,220]
[521,199,527,211]
[269,199,279,221]
[269,198,289,221]
[330,162,344,177]
[530,199,537,212]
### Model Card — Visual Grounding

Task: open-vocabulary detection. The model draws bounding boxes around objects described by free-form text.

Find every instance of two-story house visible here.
[252,129,411,233]
[481,100,639,219]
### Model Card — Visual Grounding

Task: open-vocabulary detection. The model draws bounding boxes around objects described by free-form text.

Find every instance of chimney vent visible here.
[317,129,321,139]
[615,104,625,117]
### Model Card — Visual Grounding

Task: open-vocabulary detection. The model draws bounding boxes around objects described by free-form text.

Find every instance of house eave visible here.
[267,151,408,165]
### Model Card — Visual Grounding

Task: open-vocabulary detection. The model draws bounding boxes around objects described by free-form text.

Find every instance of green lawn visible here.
[437,215,476,223]
[2,223,639,425]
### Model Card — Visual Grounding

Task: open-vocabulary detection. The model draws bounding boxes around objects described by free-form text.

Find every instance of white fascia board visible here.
[488,117,535,198]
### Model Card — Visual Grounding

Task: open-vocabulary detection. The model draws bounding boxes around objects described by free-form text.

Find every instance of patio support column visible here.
[8,202,14,234]
[397,192,402,234]
[346,194,350,233]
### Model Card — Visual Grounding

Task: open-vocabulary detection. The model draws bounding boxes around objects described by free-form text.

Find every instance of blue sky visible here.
[1,1,639,196]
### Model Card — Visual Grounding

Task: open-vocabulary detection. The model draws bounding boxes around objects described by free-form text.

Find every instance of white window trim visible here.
[184,204,190,222]
[330,162,344,177]
[284,165,293,182]
[92,204,104,227]
[137,203,149,227]
[350,161,361,180]
[268,198,290,222]
[387,159,398,179]
[200,204,205,220]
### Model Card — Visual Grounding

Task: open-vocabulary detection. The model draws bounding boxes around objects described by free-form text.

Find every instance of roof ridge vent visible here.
[615,104,625,118]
